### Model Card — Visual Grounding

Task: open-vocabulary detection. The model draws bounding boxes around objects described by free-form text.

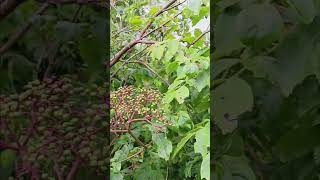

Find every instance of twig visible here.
[0,3,49,56]
[142,11,182,39]
[109,0,178,67]
[110,46,150,79]
[66,156,81,180]
[0,0,26,20]
[124,60,170,86]
[187,29,210,48]
[163,0,186,12]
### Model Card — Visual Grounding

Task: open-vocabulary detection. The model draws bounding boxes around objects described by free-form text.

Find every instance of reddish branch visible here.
[66,156,82,180]
[110,0,179,67]
[0,0,25,20]
[186,29,210,48]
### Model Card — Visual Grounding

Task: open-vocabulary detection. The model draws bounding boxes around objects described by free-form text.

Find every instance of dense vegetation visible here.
[0,0,108,179]
[213,0,320,179]
[110,0,210,179]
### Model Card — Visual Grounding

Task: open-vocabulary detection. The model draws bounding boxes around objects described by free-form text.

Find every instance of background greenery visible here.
[213,0,320,179]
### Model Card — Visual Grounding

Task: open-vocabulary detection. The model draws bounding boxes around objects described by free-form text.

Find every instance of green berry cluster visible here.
[110,86,171,132]
[0,75,109,179]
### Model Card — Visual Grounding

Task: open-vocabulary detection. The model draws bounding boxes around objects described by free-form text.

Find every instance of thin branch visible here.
[187,29,210,48]
[0,0,26,20]
[124,60,170,86]
[110,45,150,79]
[0,3,49,56]
[66,156,81,180]
[109,0,178,67]
[163,0,186,12]
[142,11,182,39]
[137,40,157,44]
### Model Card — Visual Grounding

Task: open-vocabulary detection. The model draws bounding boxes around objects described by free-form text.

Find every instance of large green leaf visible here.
[288,0,316,24]
[194,122,210,157]
[215,13,244,57]
[237,3,284,49]
[152,133,172,161]
[175,85,190,104]
[201,153,210,180]
[213,77,253,134]
[267,20,320,96]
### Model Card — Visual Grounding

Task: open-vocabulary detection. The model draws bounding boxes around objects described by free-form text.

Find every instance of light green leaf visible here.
[175,85,189,104]
[194,70,209,92]
[151,44,165,60]
[152,133,172,161]
[171,127,203,159]
[187,0,202,15]
[201,153,210,180]
[194,122,210,157]
[165,39,179,60]
[128,16,143,26]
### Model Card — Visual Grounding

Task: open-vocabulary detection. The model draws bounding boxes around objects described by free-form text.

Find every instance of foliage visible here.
[213,0,320,179]
[0,1,108,179]
[111,0,210,179]
[0,76,108,179]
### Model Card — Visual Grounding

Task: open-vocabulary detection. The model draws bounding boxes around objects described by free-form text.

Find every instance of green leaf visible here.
[237,3,284,49]
[194,122,210,157]
[213,77,253,134]
[171,126,204,159]
[288,0,316,24]
[274,126,320,162]
[194,70,209,92]
[165,39,179,60]
[152,133,172,161]
[187,0,202,15]
[215,13,244,57]
[268,20,320,96]
[242,56,277,79]
[175,85,189,104]
[217,0,240,10]
[213,58,239,78]
[128,16,143,26]
[110,172,123,180]
[200,153,210,180]
[0,150,16,179]
[78,35,105,73]
[55,21,81,41]
[151,44,165,60]
[219,155,256,180]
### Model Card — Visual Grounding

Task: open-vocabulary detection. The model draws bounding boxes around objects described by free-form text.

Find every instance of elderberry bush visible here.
[110,86,171,133]
[0,75,109,179]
